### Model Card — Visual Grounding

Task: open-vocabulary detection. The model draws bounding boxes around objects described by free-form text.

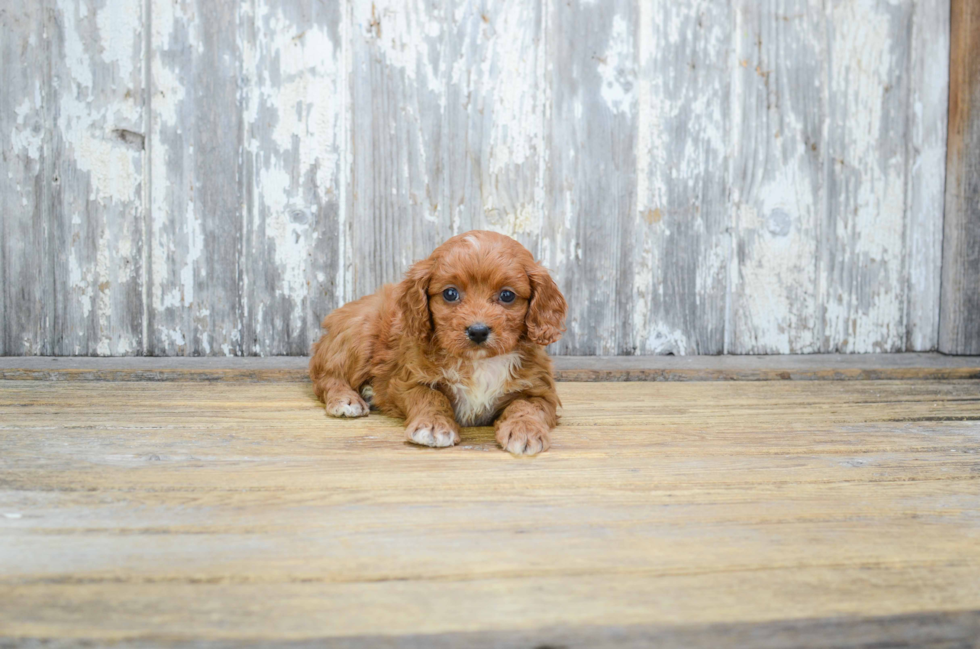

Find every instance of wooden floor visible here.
[2,377,980,647]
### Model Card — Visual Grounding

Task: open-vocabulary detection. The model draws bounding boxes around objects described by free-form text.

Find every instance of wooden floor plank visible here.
[1,380,979,646]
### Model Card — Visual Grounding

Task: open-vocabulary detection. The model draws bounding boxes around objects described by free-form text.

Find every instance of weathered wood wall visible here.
[940,0,980,355]
[0,0,950,356]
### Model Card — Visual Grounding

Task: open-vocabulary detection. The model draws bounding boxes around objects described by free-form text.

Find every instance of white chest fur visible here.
[444,353,521,427]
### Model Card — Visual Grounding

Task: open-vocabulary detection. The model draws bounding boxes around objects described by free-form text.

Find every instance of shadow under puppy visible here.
[310,231,567,455]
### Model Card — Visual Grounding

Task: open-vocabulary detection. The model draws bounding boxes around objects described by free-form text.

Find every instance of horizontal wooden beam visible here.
[1,354,978,382]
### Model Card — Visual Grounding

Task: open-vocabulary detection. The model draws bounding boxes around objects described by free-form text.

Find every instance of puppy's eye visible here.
[442,287,459,302]
[499,289,516,304]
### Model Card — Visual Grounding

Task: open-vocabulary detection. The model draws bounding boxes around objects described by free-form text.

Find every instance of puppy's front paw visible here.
[496,417,551,456]
[405,417,460,448]
[325,392,370,418]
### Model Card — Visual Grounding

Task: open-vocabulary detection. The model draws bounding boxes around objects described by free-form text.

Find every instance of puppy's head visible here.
[398,231,567,358]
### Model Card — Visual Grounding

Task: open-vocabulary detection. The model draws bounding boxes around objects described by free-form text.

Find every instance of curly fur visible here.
[309,231,567,455]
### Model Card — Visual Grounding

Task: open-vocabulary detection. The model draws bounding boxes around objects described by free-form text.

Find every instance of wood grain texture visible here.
[1,379,979,644]
[823,0,917,353]
[441,0,548,276]
[907,0,950,352]
[545,0,637,355]
[349,0,451,298]
[50,0,146,356]
[148,0,244,355]
[0,2,49,355]
[940,0,980,355]
[634,0,729,355]
[0,0,954,356]
[730,0,943,355]
[147,1,349,356]
[241,0,348,355]
[1,0,146,355]
[728,0,824,354]
[3,353,980,383]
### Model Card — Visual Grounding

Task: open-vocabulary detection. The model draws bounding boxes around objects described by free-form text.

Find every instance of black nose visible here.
[466,323,491,344]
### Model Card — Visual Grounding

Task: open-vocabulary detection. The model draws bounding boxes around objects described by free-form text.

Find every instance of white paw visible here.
[406,420,459,448]
[325,394,370,418]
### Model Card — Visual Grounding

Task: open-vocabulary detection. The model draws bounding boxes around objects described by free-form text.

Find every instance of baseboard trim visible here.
[1,353,978,382]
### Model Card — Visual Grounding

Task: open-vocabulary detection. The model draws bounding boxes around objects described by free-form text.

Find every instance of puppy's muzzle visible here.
[466,323,491,344]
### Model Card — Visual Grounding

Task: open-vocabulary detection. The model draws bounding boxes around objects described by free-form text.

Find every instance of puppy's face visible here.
[427,254,531,358]
[399,231,567,358]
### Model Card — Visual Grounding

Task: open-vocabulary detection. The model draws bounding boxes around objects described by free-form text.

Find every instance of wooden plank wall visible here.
[0,0,950,356]
[940,0,980,355]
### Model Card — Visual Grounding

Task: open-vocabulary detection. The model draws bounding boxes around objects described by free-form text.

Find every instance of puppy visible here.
[309,230,567,455]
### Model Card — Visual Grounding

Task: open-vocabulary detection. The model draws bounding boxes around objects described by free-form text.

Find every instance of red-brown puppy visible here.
[309,231,567,455]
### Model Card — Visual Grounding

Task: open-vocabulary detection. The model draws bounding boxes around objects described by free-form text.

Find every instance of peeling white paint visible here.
[94,221,112,353]
[242,0,347,352]
[0,0,951,356]
[633,0,658,345]
[11,97,43,162]
[905,0,948,351]
[180,201,204,308]
[47,0,145,355]
[824,0,907,353]
[643,323,690,355]
[732,164,820,354]
[73,133,140,203]
[95,0,140,83]
[69,248,94,319]
[149,0,198,351]
[729,1,819,354]
[58,0,142,204]
[363,0,444,102]
[598,15,635,116]
[337,1,354,309]
[61,0,94,90]
[632,1,728,354]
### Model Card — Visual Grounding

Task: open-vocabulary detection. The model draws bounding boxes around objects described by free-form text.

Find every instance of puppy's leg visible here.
[495,397,557,456]
[319,377,370,418]
[309,302,375,419]
[399,386,460,448]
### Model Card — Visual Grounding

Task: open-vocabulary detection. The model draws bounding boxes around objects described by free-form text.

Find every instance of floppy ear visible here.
[525,262,567,346]
[398,258,435,342]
